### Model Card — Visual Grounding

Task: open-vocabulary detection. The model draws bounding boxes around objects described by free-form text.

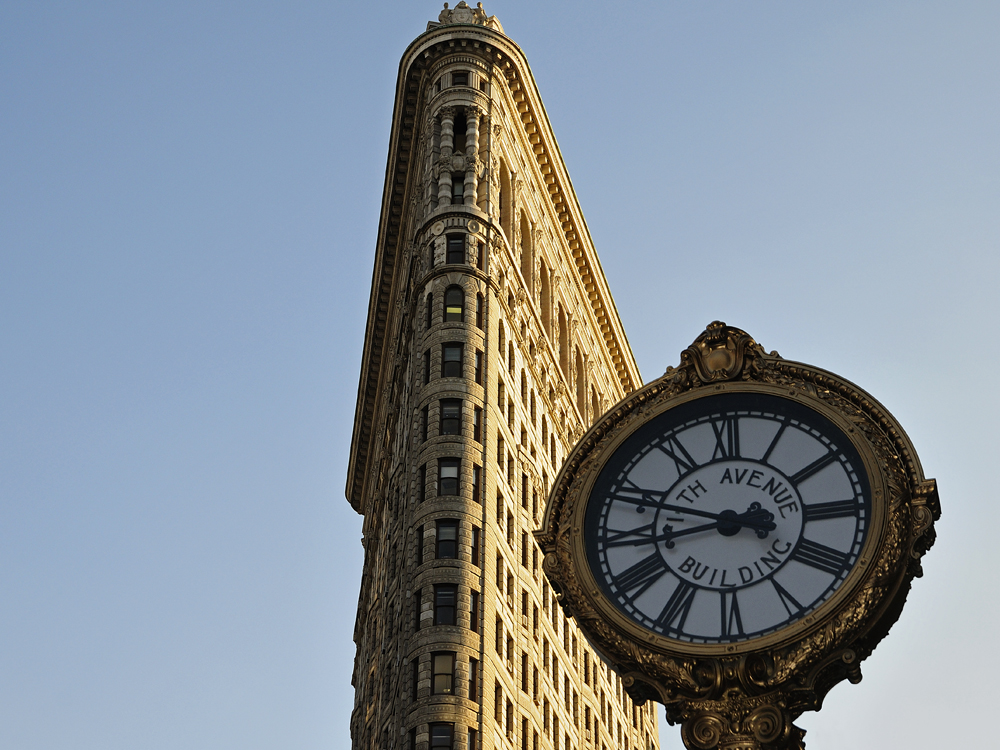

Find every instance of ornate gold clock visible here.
[537,323,939,750]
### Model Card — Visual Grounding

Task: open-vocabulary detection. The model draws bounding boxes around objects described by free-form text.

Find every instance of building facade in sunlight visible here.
[346,5,659,749]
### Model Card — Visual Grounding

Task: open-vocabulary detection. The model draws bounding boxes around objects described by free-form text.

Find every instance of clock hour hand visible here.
[657,502,776,536]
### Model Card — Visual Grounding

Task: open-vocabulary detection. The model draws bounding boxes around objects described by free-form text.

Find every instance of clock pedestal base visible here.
[677,704,805,750]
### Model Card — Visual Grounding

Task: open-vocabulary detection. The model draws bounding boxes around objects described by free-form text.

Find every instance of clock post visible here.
[536,322,939,750]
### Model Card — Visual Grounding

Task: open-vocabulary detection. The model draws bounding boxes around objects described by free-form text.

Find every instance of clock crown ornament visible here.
[536,322,939,750]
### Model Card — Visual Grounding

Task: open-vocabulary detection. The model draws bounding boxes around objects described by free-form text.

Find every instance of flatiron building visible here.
[346,5,660,749]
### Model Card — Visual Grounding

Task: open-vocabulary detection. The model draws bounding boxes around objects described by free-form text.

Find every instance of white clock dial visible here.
[585,392,870,644]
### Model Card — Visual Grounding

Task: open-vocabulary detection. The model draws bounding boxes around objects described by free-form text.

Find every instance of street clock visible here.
[537,323,939,750]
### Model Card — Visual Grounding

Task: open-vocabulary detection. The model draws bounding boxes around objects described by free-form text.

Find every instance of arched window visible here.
[557,306,569,375]
[519,210,533,295]
[499,159,512,242]
[539,264,551,336]
[444,286,464,322]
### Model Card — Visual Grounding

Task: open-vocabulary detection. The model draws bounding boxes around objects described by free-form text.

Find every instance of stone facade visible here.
[346,5,660,750]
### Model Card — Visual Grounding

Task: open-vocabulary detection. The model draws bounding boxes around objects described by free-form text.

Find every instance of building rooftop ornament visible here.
[429,1,504,33]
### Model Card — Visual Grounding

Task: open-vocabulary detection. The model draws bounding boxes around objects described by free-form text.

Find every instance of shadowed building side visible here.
[346,4,659,750]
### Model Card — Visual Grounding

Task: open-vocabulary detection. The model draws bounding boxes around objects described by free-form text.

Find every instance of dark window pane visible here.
[439,458,460,496]
[440,399,461,435]
[446,235,464,264]
[442,344,463,378]
[452,70,468,86]
[437,520,458,559]
[434,584,457,626]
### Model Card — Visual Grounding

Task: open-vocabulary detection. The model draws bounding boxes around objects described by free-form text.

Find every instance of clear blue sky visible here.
[2,2,997,748]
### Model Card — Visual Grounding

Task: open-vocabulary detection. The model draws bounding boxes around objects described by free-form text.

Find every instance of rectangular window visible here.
[412,658,420,701]
[469,657,479,701]
[452,70,468,86]
[415,588,422,631]
[424,349,431,384]
[474,350,483,383]
[440,399,462,435]
[436,519,458,559]
[426,293,433,328]
[521,473,528,509]
[471,525,480,567]
[421,405,428,442]
[418,464,426,503]
[477,241,484,270]
[472,464,481,504]
[475,293,483,329]
[446,235,465,264]
[430,723,454,749]
[521,652,528,692]
[521,532,528,567]
[451,174,465,204]
[439,458,459,496]
[432,652,455,694]
[470,589,480,633]
[442,343,463,377]
[473,406,482,443]
[434,584,457,625]
[495,615,504,655]
[468,729,477,750]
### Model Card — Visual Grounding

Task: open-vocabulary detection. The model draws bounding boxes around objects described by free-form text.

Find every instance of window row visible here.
[422,343,484,384]
[419,399,483,442]
[415,583,480,632]
[417,519,481,565]
[434,69,487,92]
[425,287,484,329]
[416,460,480,503]
[407,723,477,750]
[432,234,485,266]
[411,651,479,700]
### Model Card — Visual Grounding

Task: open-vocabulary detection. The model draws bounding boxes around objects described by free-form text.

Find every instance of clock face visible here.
[584,391,871,645]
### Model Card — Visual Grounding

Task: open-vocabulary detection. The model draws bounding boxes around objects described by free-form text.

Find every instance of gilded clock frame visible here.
[536,323,938,749]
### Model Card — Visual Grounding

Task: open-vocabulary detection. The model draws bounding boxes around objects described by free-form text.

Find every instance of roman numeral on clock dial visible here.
[602,523,657,548]
[612,553,667,596]
[720,590,744,638]
[655,580,696,631]
[657,436,698,476]
[711,416,741,459]
[789,452,838,486]
[791,538,851,576]
[771,579,804,618]
[802,499,860,521]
